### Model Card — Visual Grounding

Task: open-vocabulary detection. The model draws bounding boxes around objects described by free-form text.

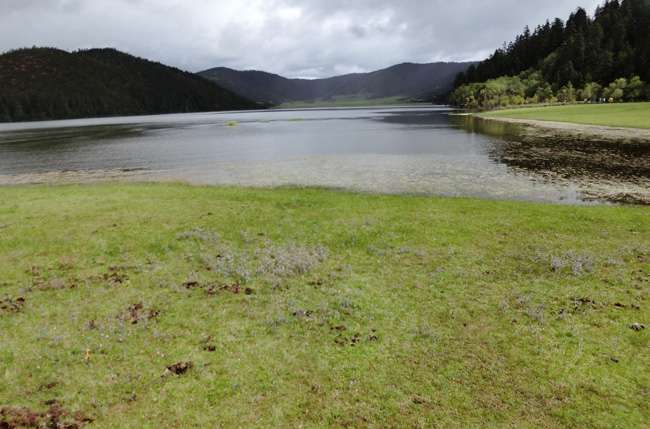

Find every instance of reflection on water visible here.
[0,107,648,204]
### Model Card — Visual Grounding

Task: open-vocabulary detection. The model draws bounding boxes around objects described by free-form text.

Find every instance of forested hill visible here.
[456,0,650,87]
[0,48,258,122]
[452,0,650,108]
[199,62,474,105]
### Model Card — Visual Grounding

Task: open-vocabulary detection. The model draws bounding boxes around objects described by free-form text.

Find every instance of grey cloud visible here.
[349,25,367,38]
[0,0,82,13]
[0,0,602,78]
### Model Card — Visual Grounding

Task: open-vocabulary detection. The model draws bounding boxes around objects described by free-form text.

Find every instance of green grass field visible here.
[0,184,648,428]
[484,102,650,129]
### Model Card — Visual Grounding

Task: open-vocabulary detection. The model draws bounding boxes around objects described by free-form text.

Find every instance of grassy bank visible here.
[0,183,648,428]
[484,102,650,129]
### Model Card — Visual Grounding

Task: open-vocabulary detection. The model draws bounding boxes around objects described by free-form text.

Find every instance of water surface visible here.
[1,106,648,204]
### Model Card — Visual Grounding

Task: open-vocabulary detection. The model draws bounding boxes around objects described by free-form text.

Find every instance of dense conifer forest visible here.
[451,0,650,108]
[0,48,258,122]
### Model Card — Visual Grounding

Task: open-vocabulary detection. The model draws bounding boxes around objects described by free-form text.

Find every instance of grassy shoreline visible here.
[482,102,650,130]
[1,183,648,428]
[474,103,650,146]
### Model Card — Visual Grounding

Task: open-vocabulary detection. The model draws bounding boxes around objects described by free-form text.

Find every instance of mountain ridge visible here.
[199,61,475,105]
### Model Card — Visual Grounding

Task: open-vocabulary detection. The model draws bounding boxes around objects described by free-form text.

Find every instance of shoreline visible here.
[0,174,584,204]
[476,114,650,145]
[1,178,648,206]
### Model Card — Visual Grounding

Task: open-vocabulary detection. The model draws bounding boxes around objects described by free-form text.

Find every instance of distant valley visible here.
[0,48,474,122]
[199,62,474,106]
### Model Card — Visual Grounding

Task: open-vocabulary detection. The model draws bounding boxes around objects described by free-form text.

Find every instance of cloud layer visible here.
[0,0,602,78]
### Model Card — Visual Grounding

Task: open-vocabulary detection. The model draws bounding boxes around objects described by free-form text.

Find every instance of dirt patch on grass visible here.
[163,361,193,377]
[328,323,379,347]
[183,280,254,296]
[556,296,642,318]
[214,283,254,295]
[0,296,25,314]
[201,336,217,352]
[333,331,379,347]
[117,303,160,325]
[103,266,129,286]
[27,266,78,291]
[0,403,93,429]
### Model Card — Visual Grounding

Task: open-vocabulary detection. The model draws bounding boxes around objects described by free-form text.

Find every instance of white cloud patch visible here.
[0,0,602,78]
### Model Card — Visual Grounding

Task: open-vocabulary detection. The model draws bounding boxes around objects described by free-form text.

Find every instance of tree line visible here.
[451,0,650,108]
[450,73,648,109]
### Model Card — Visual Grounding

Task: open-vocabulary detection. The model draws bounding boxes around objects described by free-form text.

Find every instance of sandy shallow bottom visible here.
[1,154,649,205]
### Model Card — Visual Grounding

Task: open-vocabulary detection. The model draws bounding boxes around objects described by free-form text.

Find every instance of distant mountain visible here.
[0,48,258,122]
[199,62,475,105]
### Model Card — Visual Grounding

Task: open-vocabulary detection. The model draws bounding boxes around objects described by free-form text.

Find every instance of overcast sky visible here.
[1,0,602,78]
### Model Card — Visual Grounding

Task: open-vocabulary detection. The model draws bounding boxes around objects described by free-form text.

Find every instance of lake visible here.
[0,106,648,204]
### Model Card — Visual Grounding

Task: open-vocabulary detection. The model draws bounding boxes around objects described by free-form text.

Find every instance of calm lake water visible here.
[1,106,649,204]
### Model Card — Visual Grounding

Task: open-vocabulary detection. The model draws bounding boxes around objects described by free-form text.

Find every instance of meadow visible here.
[0,183,648,428]
[484,102,650,129]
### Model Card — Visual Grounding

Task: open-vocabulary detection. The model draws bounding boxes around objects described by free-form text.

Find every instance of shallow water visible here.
[0,106,648,204]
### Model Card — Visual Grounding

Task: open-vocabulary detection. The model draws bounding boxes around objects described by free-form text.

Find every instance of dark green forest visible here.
[0,48,258,122]
[451,0,650,108]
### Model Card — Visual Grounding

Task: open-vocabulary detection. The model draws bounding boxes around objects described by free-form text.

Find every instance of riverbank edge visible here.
[474,113,650,144]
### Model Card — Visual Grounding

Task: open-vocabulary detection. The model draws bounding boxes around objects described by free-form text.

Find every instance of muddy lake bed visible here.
[0,106,648,204]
